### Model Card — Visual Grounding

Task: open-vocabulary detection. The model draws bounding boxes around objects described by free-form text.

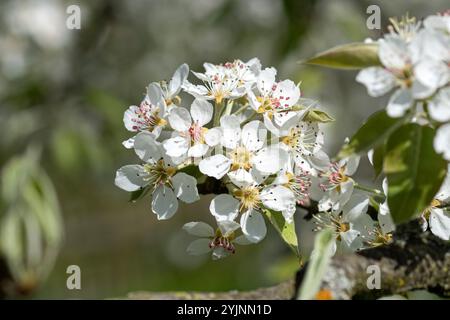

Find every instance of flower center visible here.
[209,232,236,254]
[363,226,393,248]
[234,186,261,212]
[285,171,311,205]
[319,163,349,192]
[188,123,208,144]
[143,159,176,188]
[229,146,253,171]
[281,124,320,157]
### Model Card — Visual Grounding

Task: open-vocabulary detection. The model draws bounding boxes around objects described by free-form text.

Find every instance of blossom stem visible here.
[213,100,225,127]
[354,182,384,199]
[223,101,234,117]
[234,104,249,115]
[240,111,257,125]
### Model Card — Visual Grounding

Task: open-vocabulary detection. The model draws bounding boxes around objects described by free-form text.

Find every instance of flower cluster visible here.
[356,13,450,160]
[355,13,450,242]
[115,54,449,261]
[115,59,326,258]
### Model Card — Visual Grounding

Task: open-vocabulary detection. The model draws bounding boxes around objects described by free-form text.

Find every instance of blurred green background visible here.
[0,0,447,299]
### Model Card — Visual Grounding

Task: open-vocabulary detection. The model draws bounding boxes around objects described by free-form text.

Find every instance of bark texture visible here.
[123,220,450,300]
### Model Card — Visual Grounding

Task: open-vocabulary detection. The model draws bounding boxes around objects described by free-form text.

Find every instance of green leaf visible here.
[339,110,405,159]
[303,109,335,123]
[301,42,381,70]
[384,124,447,224]
[263,209,300,258]
[297,229,334,300]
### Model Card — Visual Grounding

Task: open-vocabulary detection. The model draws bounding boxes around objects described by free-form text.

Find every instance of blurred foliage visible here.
[0,147,62,297]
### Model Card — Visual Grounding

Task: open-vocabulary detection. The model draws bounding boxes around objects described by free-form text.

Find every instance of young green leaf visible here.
[339,110,405,159]
[303,109,335,123]
[384,124,447,224]
[263,209,300,258]
[300,42,381,70]
[297,229,334,300]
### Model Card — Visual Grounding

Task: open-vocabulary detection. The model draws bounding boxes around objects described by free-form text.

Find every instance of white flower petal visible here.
[212,247,230,260]
[218,220,241,237]
[220,115,241,149]
[134,132,162,162]
[147,83,166,112]
[429,208,450,241]
[204,127,222,147]
[172,172,199,204]
[253,146,288,174]
[168,63,189,97]
[240,210,267,243]
[429,88,450,122]
[344,155,360,176]
[182,81,210,98]
[227,169,255,188]
[123,105,139,132]
[436,167,450,202]
[378,211,395,234]
[411,80,435,100]
[199,154,232,179]
[434,123,450,161]
[234,235,252,245]
[342,194,369,222]
[241,120,266,151]
[267,111,305,137]
[188,143,209,158]
[163,136,189,158]
[356,67,396,97]
[257,67,277,95]
[122,136,135,149]
[386,88,413,118]
[190,98,213,127]
[187,239,212,255]
[115,165,147,192]
[152,185,178,220]
[273,80,300,108]
[168,107,191,132]
[260,185,295,212]
[183,222,214,237]
[210,194,240,222]
[378,35,409,70]
[414,60,449,92]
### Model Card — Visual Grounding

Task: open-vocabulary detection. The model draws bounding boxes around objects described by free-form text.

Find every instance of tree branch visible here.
[123,220,450,300]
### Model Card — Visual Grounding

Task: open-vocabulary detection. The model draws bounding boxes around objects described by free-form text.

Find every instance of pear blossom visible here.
[276,120,325,168]
[163,98,217,159]
[157,63,189,107]
[247,67,301,129]
[356,14,450,119]
[198,116,289,187]
[183,221,251,260]
[420,168,450,240]
[317,155,360,212]
[313,194,372,254]
[122,83,168,148]
[115,132,199,220]
[182,58,261,103]
[209,179,296,243]
[272,161,312,209]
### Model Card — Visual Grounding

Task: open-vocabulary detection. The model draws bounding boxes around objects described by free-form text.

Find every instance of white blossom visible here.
[115,132,199,220]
